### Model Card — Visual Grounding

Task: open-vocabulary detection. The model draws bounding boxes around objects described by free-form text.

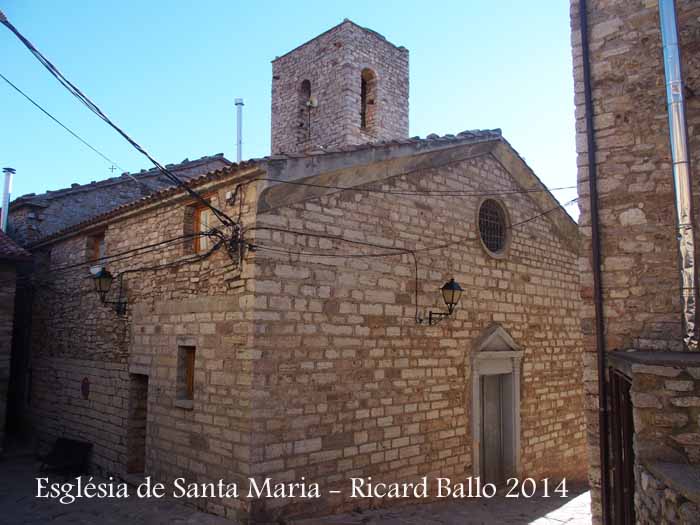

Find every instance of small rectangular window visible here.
[177,345,196,401]
[193,206,214,253]
[88,232,106,262]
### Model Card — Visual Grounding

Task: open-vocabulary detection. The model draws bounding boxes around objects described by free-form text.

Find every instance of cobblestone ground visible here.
[0,456,591,524]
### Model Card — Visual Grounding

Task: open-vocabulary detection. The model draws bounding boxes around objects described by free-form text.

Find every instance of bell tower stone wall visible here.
[271,20,409,155]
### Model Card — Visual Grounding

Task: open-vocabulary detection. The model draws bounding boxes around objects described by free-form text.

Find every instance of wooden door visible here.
[611,369,635,525]
[481,373,514,485]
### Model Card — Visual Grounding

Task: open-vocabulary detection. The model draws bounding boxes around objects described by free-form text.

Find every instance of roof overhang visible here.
[29,164,263,250]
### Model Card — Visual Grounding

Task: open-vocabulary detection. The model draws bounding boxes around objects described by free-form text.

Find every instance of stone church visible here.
[5,20,585,522]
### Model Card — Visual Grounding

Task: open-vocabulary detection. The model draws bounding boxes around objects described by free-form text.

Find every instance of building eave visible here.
[28,163,262,250]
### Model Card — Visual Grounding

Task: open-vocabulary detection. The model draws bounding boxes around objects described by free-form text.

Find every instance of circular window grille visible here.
[478,199,508,254]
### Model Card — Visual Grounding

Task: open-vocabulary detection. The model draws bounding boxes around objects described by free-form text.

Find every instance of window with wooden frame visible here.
[87,232,106,263]
[193,204,215,253]
[177,345,196,401]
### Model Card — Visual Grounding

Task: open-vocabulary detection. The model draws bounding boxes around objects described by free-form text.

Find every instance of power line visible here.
[8,237,226,298]
[0,9,580,318]
[0,11,236,228]
[2,6,579,260]
[249,198,579,259]
[5,195,588,290]
[7,197,578,316]
[249,198,578,319]
[42,231,217,275]
[247,175,581,198]
[10,231,226,284]
[0,71,125,172]
[120,238,224,276]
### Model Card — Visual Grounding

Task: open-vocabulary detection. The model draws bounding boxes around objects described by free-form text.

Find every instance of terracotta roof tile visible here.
[12,154,230,207]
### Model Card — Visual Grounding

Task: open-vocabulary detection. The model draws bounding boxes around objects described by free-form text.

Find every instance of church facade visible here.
[10,20,585,522]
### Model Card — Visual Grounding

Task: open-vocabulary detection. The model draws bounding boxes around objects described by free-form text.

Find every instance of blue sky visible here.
[1,1,578,217]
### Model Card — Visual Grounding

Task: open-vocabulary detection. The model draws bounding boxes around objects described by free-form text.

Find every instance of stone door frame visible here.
[471,324,523,479]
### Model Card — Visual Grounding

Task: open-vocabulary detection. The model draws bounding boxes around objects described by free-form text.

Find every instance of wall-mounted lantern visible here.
[92,268,127,315]
[425,278,463,325]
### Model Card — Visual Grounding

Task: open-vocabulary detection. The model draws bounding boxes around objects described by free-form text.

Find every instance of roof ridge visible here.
[12,153,230,205]
[272,19,406,63]
[263,129,502,159]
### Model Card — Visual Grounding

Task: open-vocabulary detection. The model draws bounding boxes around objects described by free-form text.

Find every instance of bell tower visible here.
[270,19,409,155]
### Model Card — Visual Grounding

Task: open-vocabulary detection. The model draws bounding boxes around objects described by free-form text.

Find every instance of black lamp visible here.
[93,268,114,301]
[441,278,463,315]
[92,268,126,315]
[427,278,463,325]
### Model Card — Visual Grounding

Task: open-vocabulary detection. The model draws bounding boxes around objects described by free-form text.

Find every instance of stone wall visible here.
[271,20,409,155]
[0,263,17,454]
[630,363,700,465]
[247,151,586,519]
[617,359,700,524]
[570,0,700,521]
[27,170,261,522]
[7,207,43,247]
[635,463,699,524]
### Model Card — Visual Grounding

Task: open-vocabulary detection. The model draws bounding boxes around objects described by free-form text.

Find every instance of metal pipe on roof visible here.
[235,98,244,163]
[659,0,698,351]
[1,167,14,232]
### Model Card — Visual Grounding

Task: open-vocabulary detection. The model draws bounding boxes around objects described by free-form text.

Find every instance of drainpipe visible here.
[659,0,698,351]
[235,98,244,163]
[1,167,14,232]
[578,1,611,523]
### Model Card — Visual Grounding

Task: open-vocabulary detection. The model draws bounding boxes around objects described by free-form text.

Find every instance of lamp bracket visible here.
[428,310,451,325]
[416,307,457,326]
[102,299,127,316]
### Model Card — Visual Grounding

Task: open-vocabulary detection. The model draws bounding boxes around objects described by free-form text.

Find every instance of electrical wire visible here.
[6,232,227,294]
[0,12,235,228]
[245,175,581,198]
[3,5,582,268]
[248,198,579,259]
[0,71,125,173]
[44,231,211,274]
[119,237,224,277]
[1,195,582,291]
[0,9,583,319]
[248,198,578,317]
[251,244,411,259]
[246,226,410,254]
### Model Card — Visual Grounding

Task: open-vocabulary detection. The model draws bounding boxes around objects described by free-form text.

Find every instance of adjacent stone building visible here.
[11,19,585,523]
[0,230,30,455]
[571,0,700,523]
